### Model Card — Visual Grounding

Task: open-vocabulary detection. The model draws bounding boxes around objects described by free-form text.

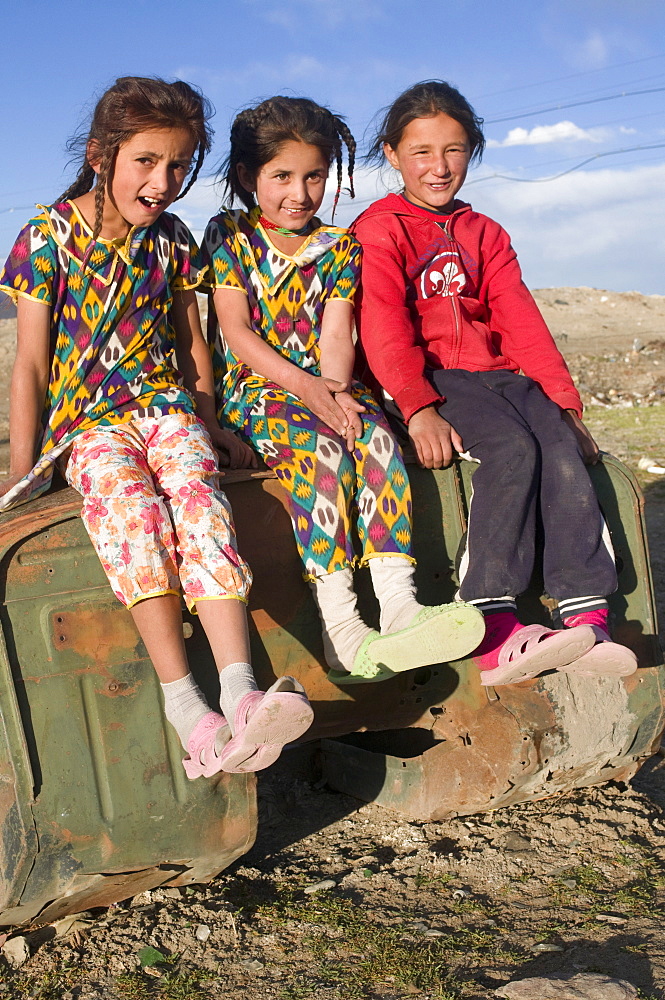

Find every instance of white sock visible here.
[161,673,212,751]
[309,568,374,672]
[368,556,423,634]
[218,661,258,734]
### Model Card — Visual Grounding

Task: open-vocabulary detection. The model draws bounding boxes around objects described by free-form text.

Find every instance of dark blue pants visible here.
[430,370,617,605]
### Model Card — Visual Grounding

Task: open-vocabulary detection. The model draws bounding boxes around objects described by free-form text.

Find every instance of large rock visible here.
[495,972,638,999]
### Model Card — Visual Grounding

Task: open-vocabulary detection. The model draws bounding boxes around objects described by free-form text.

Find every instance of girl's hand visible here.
[296,376,352,439]
[331,390,366,450]
[208,426,258,470]
[407,406,464,469]
[563,410,599,465]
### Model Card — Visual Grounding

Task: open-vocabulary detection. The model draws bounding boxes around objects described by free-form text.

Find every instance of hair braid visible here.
[330,114,355,219]
[59,162,96,203]
[92,146,115,242]
[177,141,206,201]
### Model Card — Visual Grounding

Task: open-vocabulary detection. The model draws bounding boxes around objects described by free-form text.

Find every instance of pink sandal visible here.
[182,711,230,779]
[559,626,638,677]
[479,624,596,686]
[220,676,314,774]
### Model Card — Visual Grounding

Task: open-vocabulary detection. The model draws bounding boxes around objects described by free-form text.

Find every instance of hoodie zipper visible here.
[441,217,462,368]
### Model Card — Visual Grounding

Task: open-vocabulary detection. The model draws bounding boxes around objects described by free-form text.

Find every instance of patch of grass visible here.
[219,879,528,1000]
[550,848,665,919]
[115,968,214,999]
[413,870,455,889]
[550,863,605,905]
[115,974,153,1000]
[534,919,569,942]
[584,402,665,480]
[0,962,83,999]
[221,878,527,999]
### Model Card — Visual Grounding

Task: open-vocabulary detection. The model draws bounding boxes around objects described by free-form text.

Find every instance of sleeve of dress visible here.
[169,216,209,291]
[327,234,361,302]
[0,212,57,305]
[202,217,247,294]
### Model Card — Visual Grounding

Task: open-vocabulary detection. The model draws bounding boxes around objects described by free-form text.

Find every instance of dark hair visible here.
[223,96,355,218]
[367,80,485,164]
[59,76,213,244]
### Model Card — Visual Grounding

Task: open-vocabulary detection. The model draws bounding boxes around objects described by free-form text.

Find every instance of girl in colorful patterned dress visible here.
[0,77,313,777]
[205,96,485,685]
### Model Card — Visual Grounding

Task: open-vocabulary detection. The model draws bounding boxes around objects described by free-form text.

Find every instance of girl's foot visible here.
[328,602,485,685]
[475,612,596,686]
[219,676,314,772]
[558,610,638,677]
[218,660,259,725]
[161,673,231,777]
[182,711,231,779]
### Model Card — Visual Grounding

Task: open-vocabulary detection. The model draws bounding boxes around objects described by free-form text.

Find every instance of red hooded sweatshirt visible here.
[351,193,582,423]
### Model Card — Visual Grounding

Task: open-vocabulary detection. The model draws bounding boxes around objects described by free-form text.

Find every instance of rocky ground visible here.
[0,288,665,1000]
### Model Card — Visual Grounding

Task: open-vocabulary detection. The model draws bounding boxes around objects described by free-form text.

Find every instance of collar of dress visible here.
[40,202,150,285]
[233,207,348,296]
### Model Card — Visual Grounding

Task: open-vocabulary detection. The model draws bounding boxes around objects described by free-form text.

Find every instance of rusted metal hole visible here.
[58,635,66,642]
[48,568,54,574]
[56,616,63,624]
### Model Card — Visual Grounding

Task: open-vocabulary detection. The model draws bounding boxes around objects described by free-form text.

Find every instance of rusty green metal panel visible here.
[0,494,256,927]
[0,451,662,922]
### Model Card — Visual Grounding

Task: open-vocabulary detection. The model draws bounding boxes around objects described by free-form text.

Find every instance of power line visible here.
[0,205,34,216]
[474,53,665,101]
[486,86,665,125]
[465,143,665,185]
[482,70,665,121]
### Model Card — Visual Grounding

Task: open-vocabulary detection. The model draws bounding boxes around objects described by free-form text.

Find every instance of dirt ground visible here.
[1,288,665,1000]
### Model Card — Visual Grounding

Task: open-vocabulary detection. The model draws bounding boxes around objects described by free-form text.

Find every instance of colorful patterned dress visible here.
[0,201,251,608]
[0,201,206,507]
[204,207,414,579]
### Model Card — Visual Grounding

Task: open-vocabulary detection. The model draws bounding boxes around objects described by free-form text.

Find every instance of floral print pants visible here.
[65,412,252,609]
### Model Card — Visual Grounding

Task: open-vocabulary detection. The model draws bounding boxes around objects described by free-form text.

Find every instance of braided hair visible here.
[223,96,355,219]
[60,76,213,246]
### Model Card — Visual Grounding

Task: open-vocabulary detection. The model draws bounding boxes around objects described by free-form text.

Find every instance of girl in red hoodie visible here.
[352,79,637,686]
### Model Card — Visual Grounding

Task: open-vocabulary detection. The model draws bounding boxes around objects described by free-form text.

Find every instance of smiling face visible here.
[239,140,330,230]
[91,127,196,237]
[384,113,471,212]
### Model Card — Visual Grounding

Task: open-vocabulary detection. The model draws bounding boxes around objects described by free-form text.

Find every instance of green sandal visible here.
[327,602,485,686]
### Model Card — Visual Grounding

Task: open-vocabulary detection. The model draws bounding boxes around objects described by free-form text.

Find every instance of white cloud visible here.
[487,121,606,148]
[576,31,610,69]
[470,162,665,293]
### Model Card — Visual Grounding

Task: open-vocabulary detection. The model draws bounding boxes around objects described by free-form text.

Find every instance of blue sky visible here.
[2,0,664,292]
